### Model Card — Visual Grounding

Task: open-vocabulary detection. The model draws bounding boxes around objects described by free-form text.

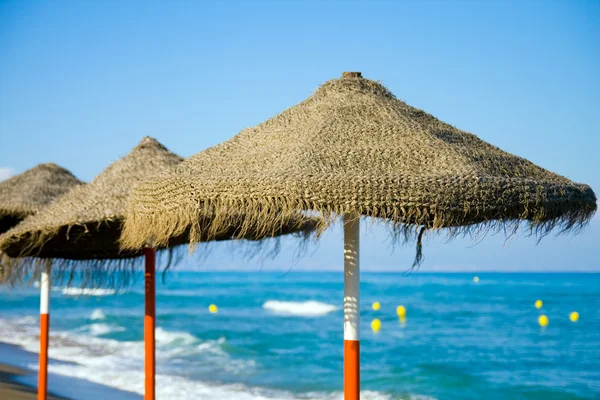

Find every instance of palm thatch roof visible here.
[121,72,596,258]
[0,137,318,286]
[0,163,83,233]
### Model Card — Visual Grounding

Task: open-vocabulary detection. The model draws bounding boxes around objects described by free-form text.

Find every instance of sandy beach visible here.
[0,363,67,400]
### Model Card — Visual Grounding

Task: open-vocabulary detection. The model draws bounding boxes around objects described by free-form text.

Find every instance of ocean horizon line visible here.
[168,268,600,274]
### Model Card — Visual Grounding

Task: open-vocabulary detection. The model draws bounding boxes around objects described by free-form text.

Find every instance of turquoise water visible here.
[0,272,599,400]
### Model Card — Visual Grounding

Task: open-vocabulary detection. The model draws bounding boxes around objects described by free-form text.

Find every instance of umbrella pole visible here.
[344,215,360,400]
[144,247,156,400]
[38,262,50,400]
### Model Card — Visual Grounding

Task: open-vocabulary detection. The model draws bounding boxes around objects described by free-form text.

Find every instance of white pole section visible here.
[343,214,360,400]
[40,267,50,314]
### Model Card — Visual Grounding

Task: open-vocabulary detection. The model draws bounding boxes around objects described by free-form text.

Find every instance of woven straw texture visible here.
[121,72,596,252]
[0,163,83,233]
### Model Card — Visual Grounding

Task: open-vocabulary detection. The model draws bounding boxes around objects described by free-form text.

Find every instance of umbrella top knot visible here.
[341,72,362,79]
[140,136,156,145]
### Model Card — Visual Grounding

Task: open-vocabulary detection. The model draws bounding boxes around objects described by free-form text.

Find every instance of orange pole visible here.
[38,265,50,400]
[144,247,156,400]
[344,340,360,400]
[38,314,49,400]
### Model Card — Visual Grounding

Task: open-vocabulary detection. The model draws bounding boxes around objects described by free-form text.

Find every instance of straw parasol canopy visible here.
[0,163,83,233]
[0,137,317,285]
[121,72,596,257]
[0,137,183,285]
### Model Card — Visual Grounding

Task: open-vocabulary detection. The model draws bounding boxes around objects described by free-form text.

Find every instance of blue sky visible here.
[0,0,598,271]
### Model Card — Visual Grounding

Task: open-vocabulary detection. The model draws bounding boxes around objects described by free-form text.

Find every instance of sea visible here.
[0,272,599,400]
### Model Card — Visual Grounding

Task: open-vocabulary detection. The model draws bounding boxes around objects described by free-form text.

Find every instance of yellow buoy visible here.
[569,312,579,322]
[208,304,218,314]
[396,305,406,318]
[535,300,543,309]
[473,276,479,283]
[538,315,549,327]
[372,301,381,311]
[371,318,381,332]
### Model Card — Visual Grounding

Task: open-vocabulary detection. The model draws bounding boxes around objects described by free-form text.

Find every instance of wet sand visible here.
[0,363,68,400]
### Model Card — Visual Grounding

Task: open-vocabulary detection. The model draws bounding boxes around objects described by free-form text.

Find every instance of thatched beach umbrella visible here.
[121,73,596,399]
[0,137,185,266]
[0,163,82,400]
[1,136,317,400]
[0,163,82,233]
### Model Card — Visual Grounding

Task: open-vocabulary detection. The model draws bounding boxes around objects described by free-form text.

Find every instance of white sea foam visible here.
[263,300,337,317]
[196,336,226,351]
[80,323,125,336]
[0,316,423,400]
[155,327,198,345]
[47,362,403,400]
[90,308,106,320]
[15,316,38,324]
[61,287,116,296]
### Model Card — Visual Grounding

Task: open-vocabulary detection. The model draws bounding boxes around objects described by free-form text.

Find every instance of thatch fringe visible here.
[0,218,187,260]
[178,233,309,272]
[121,196,323,250]
[0,212,319,288]
[0,246,185,289]
[0,230,314,289]
[122,184,596,261]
